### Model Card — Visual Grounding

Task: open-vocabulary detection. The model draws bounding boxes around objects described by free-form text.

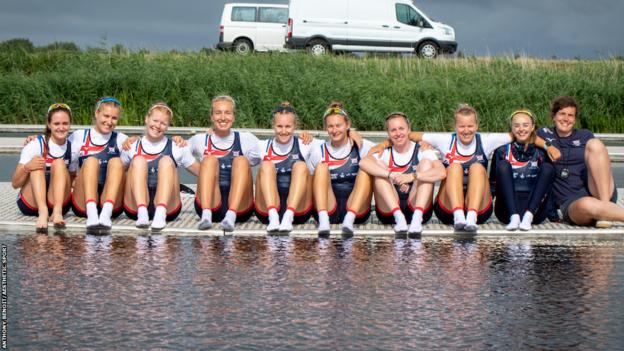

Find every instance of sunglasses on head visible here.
[96,97,122,110]
[385,111,409,121]
[323,107,348,118]
[273,105,296,115]
[47,103,71,114]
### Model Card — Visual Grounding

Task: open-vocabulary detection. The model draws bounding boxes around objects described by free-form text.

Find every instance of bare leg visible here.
[255,161,280,231]
[279,162,313,232]
[48,159,70,225]
[342,170,373,233]
[220,156,254,231]
[464,163,490,231]
[152,157,179,229]
[100,157,125,211]
[438,163,466,230]
[124,157,149,228]
[198,156,222,211]
[372,176,407,233]
[313,163,336,234]
[408,160,435,234]
[585,139,615,201]
[568,197,624,225]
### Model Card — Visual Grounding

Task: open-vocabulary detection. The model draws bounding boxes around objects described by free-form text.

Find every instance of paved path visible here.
[1,183,622,236]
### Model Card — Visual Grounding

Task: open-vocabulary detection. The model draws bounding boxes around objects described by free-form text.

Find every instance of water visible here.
[4,234,624,350]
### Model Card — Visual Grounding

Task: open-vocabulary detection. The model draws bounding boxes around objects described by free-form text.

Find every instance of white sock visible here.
[506,214,521,231]
[98,202,114,228]
[341,211,356,233]
[317,210,330,233]
[519,211,534,231]
[464,210,478,232]
[151,205,168,229]
[267,208,280,232]
[136,206,149,228]
[86,201,99,227]
[220,210,237,231]
[392,209,408,233]
[409,209,424,234]
[453,209,466,230]
[197,209,213,230]
[279,209,295,232]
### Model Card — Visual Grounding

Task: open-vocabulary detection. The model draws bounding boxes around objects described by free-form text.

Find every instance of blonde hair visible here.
[146,102,174,125]
[211,95,236,115]
[272,101,298,127]
[509,109,537,143]
[323,100,350,128]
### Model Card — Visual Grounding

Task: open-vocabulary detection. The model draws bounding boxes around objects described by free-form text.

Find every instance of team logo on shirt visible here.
[108,147,116,154]
[351,158,358,164]
[573,140,581,147]
[476,155,483,161]
[233,151,240,156]
[542,127,554,134]
[292,154,299,160]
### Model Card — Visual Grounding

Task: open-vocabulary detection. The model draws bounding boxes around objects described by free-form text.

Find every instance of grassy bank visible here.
[1,49,623,132]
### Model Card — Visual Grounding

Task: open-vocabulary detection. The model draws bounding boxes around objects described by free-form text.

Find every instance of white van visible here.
[285,0,457,58]
[217,3,289,55]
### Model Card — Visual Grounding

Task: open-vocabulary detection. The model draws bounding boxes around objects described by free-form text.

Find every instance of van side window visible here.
[259,7,288,23]
[395,4,430,28]
[232,6,257,22]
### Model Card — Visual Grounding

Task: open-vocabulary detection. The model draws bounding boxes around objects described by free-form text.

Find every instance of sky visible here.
[1,0,623,58]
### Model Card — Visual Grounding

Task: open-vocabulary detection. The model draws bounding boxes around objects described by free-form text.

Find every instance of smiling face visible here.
[211,100,235,136]
[386,116,410,149]
[94,104,120,135]
[511,113,535,144]
[144,109,171,141]
[273,112,296,144]
[454,112,478,145]
[325,114,350,145]
[48,111,71,144]
[552,106,576,137]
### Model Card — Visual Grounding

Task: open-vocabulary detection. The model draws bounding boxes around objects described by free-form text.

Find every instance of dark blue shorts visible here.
[194,183,254,223]
[16,191,71,217]
[560,185,618,225]
[124,187,181,221]
[255,185,313,224]
[71,183,123,219]
[312,183,370,225]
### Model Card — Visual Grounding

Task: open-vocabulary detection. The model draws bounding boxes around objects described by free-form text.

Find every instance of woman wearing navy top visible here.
[490,110,555,231]
[255,102,314,233]
[537,96,624,228]
[12,103,75,232]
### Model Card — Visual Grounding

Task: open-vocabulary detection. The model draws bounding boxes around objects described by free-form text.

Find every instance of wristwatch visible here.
[413,172,419,181]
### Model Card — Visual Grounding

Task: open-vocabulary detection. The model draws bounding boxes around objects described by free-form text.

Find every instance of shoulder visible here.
[577,129,594,140]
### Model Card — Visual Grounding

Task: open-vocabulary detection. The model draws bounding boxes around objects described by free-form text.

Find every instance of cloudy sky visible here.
[2,0,623,58]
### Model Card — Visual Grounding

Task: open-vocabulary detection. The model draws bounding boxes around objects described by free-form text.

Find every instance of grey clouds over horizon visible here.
[1,0,623,58]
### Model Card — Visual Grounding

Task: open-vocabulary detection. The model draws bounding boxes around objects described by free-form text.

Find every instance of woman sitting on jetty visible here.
[71,97,128,229]
[537,96,624,228]
[308,101,375,236]
[121,102,199,230]
[13,103,75,232]
[255,102,315,233]
[359,112,446,234]
[189,95,261,232]
[489,109,555,231]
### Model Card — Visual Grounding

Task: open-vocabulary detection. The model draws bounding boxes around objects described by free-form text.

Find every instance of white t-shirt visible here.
[422,132,511,165]
[19,136,77,172]
[374,141,438,171]
[307,139,375,174]
[188,131,261,166]
[69,128,129,171]
[121,136,196,169]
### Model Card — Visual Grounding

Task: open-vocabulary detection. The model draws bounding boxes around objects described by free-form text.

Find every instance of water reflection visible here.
[6,234,624,350]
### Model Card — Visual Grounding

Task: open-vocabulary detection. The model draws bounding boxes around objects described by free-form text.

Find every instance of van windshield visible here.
[396,4,427,27]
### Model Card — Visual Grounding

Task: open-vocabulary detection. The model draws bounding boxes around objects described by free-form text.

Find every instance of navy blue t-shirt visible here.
[536,127,594,206]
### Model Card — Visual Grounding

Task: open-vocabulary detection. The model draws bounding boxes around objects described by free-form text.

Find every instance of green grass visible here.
[0,48,623,132]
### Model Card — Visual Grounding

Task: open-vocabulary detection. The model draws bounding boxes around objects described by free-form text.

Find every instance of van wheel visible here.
[233,39,253,55]
[308,39,329,56]
[417,41,439,59]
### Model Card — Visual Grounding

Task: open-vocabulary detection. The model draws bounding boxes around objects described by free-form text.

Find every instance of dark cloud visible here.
[1,0,622,57]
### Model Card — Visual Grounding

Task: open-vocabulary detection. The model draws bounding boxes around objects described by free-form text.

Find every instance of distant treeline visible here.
[1,38,623,132]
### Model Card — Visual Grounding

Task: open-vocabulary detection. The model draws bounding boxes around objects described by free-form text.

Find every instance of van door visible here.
[230,6,258,46]
[345,0,392,50]
[297,0,348,48]
[257,7,288,51]
[390,3,433,52]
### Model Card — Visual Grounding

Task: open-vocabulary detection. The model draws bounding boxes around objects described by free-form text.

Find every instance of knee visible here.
[158,156,175,170]
[447,163,463,175]
[468,162,486,175]
[315,162,329,175]
[540,162,555,179]
[232,156,250,169]
[586,138,607,155]
[417,159,433,172]
[50,158,66,170]
[201,155,219,170]
[83,156,100,170]
[291,161,309,176]
[131,156,147,170]
[259,160,276,175]
[107,157,123,170]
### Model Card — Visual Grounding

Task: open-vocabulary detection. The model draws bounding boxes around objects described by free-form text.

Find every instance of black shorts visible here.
[71,183,123,219]
[124,187,181,221]
[193,183,254,224]
[433,194,493,225]
[16,191,71,217]
[255,186,313,224]
[375,196,433,225]
[560,186,618,225]
[312,184,371,225]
